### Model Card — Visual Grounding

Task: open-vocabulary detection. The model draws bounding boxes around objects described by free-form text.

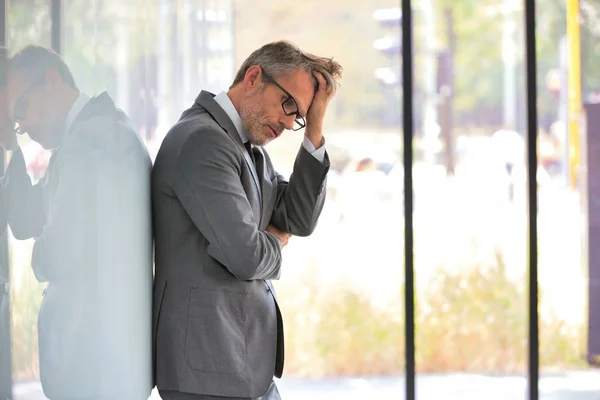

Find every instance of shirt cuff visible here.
[302,136,326,164]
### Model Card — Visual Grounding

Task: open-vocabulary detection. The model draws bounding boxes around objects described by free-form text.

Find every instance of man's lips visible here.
[268,126,279,138]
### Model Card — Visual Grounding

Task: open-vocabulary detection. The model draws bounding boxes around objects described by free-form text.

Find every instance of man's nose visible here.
[16,120,29,135]
[281,114,296,131]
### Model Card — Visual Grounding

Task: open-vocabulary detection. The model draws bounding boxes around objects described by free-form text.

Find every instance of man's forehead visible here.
[6,71,28,94]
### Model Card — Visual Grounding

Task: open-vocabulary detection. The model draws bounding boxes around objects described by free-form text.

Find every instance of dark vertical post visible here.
[401,0,415,399]
[524,0,539,398]
[0,0,5,47]
[51,0,62,54]
[438,8,455,175]
[583,102,600,367]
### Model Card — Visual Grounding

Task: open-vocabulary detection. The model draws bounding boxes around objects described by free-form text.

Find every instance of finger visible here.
[313,71,327,93]
[325,80,334,95]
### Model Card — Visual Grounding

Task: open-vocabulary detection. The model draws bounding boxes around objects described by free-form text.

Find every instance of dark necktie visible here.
[244,141,256,165]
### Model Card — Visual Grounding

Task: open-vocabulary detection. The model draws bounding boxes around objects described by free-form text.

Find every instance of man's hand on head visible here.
[266,224,291,248]
[304,71,334,148]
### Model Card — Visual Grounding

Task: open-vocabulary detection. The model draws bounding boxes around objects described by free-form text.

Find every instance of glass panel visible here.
[413,1,529,398]
[8,1,154,398]
[7,1,405,399]
[234,1,404,398]
[538,0,600,397]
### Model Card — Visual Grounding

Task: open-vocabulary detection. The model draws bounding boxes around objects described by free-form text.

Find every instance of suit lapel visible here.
[195,91,262,205]
[68,92,113,133]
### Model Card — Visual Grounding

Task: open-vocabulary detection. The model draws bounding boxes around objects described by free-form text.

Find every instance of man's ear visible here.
[243,65,262,91]
[44,68,63,89]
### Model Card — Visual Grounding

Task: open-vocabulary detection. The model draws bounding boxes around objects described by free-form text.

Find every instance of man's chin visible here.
[248,133,272,147]
[28,134,49,149]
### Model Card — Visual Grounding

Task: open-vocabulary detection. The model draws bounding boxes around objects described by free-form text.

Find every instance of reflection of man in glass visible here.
[3,45,153,400]
[0,46,12,400]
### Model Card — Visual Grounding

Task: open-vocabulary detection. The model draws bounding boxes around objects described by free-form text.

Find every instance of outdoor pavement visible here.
[11,371,600,399]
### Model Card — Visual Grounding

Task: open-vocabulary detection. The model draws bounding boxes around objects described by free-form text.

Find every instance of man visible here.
[3,45,153,400]
[152,40,342,399]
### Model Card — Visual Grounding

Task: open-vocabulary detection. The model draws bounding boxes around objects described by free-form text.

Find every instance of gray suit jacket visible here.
[152,91,329,398]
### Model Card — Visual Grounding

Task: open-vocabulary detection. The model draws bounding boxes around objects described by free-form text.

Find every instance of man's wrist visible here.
[1,135,18,152]
[305,128,323,149]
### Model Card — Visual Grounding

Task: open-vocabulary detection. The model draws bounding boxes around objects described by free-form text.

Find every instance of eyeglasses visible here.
[13,76,45,134]
[261,69,306,131]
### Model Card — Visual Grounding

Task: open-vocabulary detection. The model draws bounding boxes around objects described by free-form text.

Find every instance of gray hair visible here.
[231,40,342,93]
[9,45,77,89]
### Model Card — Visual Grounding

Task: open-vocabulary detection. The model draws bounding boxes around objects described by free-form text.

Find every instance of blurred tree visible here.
[7,0,52,50]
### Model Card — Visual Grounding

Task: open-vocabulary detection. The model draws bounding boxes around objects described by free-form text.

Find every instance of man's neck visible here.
[50,88,82,149]
[226,88,242,114]
[62,88,81,116]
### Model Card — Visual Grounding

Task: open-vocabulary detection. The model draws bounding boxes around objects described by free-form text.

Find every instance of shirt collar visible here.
[47,92,90,152]
[64,92,91,136]
[213,91,249,144]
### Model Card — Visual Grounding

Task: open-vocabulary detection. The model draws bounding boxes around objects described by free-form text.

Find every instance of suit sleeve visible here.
[269,145,329,237]
[4,147,45,240]
[173,129,283,281]
[29,140,96,284]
